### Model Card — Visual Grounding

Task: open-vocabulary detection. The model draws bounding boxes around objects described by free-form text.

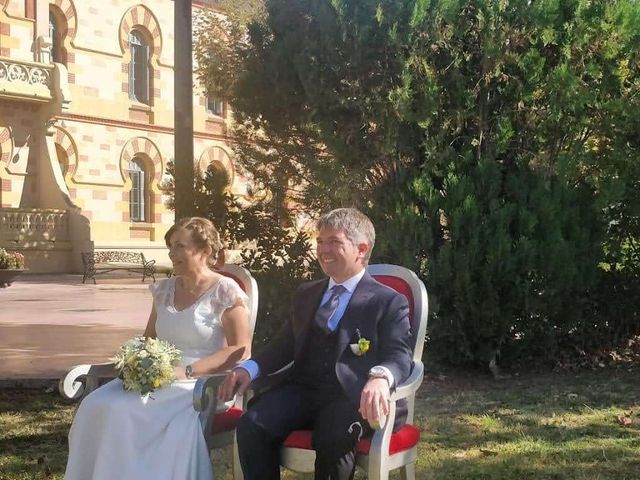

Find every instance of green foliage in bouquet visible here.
[112,337,182,396]
[0,249,25,270]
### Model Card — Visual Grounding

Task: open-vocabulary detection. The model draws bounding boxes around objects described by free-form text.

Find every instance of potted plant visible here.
[0,248,26,287]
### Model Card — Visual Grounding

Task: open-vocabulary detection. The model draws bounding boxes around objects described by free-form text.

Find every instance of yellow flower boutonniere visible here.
[350,329,371,356]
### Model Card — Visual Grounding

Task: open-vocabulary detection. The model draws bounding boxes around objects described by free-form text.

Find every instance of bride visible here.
[65,217,251,480]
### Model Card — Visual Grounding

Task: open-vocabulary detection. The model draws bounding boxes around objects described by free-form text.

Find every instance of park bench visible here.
[81,250,156,284]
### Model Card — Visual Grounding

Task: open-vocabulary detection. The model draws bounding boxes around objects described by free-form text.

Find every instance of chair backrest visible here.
[219,264,259,341]
[367,264,428,362]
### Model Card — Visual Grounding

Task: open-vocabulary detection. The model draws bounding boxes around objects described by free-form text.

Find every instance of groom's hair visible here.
[316,208,375,264]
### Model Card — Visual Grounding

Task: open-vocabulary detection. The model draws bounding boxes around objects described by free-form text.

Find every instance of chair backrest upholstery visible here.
[367,264,428,362]
[219,264,259,341]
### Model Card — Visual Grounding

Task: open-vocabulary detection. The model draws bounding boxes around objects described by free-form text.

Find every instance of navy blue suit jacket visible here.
[253,272,413,417]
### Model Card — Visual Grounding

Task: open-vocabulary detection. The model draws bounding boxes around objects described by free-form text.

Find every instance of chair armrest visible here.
[144,259,156,267]
[193,362,293,413]
[193,373,237,449]
[58,362,117,401]
[193,373,226,412]
[390,360,424,402]
[364,364,424,466]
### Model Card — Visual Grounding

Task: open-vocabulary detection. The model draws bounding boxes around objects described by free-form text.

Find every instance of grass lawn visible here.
[1,366,638,479]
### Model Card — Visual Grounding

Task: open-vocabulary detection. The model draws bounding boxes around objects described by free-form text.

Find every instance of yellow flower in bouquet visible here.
[112,337,182,396]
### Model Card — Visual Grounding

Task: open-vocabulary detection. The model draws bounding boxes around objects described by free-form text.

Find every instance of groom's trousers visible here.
[236,382,372,480]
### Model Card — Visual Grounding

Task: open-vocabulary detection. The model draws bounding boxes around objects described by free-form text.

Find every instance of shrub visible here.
[0,249,25,270]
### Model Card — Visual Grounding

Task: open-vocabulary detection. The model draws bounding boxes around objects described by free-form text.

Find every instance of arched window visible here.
[128,31,150,104]
[55,144,69,178]
[206,96,224,117]
[49,8,66,64]
[129,159,147,222]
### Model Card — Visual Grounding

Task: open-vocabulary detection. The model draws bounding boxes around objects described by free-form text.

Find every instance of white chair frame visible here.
[234,264,428,480]
[191,264,258,446]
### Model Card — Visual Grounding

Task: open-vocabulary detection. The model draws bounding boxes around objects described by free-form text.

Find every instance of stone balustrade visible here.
[0,207,70,246]
[0,57,54,102]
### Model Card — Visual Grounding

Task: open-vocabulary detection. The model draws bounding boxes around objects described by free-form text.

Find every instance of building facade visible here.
[0,0,244,272]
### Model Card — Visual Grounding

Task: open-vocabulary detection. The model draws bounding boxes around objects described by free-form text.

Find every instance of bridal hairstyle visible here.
[316,208,376,264]
[164,217,225,270]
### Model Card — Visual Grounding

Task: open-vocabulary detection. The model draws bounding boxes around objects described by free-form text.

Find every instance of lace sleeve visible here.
[214,276,249,311]
[148,277,173,309]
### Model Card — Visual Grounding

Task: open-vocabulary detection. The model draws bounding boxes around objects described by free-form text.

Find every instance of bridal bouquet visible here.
[113,337,182,396]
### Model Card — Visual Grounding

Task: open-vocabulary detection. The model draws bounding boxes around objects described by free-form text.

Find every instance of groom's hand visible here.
[218,367,251,401]
[359,377,390,427]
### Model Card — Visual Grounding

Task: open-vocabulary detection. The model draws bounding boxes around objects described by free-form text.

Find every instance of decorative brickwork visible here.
[48,0,79,41]
[119,5,162,106]
[117,6,162,54]
[49,0,78,84]
[0,127,13,182]
[53,126,78,182]
[119,137,163,186]
[197,146,235,185]
[119,137,163,225]
[130,228,150,239]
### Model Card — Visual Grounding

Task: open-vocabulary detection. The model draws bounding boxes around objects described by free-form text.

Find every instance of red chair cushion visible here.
[372,275,415,327]
[282,424,420,456]
[356,424,420,455]
[212,407,243,434]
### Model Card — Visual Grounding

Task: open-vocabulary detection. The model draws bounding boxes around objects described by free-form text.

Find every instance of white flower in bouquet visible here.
[112,337,182,396]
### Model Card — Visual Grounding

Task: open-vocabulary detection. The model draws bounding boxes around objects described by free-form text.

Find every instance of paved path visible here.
[0,273,151,380]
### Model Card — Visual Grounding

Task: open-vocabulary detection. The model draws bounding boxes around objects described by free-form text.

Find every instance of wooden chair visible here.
[59,263,258,470]
[234,264,428,480]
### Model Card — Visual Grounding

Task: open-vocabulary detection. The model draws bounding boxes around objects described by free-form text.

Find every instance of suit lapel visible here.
[294,278,328,358]
[336,272,375,356]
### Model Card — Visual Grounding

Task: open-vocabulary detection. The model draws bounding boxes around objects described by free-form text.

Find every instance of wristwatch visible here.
[368,366,390,386]
[185,364,194,379]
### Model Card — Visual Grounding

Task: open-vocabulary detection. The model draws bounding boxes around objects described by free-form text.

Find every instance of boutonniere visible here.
[349,329,370,356]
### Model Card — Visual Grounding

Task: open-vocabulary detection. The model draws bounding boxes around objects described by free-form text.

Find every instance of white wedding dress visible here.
[65,276,248,480]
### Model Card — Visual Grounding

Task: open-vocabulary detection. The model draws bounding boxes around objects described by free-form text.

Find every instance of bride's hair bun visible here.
[164,217,225,270]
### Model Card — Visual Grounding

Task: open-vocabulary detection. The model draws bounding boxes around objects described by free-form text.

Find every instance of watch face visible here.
[369,366,385,376]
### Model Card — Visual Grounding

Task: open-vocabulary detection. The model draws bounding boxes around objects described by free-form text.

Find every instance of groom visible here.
[219,208,413,480]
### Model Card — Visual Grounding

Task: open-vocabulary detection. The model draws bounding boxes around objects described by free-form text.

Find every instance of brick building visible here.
[0,0,245,272]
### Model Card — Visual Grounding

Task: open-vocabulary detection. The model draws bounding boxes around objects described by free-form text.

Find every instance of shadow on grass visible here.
[0,390,72,480]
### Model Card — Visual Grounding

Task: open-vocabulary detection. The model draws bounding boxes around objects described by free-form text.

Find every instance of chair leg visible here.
[399,462,416,480]
[367,468,389,480]
[366,460,389,480]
